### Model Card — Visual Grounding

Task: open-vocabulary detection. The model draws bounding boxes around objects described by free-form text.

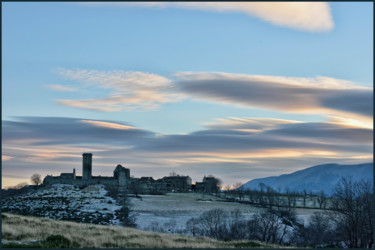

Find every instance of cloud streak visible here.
[45,84,78,92]
[175,72,373,128]
[2,116,372,187]
[81,2,334,32]
[54,69,183,112]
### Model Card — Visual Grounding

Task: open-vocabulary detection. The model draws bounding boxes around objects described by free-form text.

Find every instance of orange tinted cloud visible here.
[80,120,137,130]
[2,155,13,161]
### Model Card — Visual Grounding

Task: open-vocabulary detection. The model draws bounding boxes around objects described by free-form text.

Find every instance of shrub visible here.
[41,235,74,248]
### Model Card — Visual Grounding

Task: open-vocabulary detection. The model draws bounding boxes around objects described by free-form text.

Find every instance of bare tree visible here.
[258,183,266,206]
[247,210,290,244]
[285,187,292,209]
[326,177,373,248]
[303,189,307,208]
[274,186,282,209]
[298,212,335,247]
[233,182,244,201]
[227,209,247,240]
[317,191,326,209]
[169,171,177,176]
[30,174,42,185]
[246,189,255,204]
[309,190,317,207]
[186,209,247,241]
[223,185,231,198]
[266,186,275,209]
[196,209,228,239]
[214,178,223,196]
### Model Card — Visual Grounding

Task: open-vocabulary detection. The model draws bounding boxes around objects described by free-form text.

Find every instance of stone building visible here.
[162,176,192,192]
[43,153,194,195]
[195,176,219,193]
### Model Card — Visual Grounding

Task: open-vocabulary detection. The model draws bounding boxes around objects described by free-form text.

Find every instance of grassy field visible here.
[130,193,318,231]
[2,213,293,248]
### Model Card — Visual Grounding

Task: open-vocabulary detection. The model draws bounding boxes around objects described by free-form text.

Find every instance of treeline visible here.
[186,177,373,248]
[223,183,331,209]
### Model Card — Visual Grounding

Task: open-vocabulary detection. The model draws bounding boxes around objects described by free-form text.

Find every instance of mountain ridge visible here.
[241,162,373,196]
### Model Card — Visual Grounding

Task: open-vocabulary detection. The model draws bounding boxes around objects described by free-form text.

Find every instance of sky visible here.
[2,2,373,189]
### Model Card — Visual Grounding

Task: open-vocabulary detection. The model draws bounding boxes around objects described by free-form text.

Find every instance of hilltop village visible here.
[43,153,219,194]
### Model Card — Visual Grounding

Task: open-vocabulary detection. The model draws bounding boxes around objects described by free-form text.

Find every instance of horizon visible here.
[2,2,373,189]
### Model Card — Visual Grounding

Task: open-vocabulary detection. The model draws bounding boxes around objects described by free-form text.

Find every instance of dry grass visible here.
[2,213,290,248]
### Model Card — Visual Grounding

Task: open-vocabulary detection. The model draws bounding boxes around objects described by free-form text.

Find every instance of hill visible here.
[1,213,282,248]
[242,162,373,196]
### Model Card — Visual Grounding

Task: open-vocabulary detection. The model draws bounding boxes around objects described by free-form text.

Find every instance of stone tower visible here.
[114,164,129,187]
[82,153,92,180]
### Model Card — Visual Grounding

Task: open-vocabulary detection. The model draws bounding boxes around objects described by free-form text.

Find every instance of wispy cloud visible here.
[3,116,372,186]
[80,2,334,32]
[45,84,77,92]
[2,155,13,161]
[54,69,183,112]
[80,120,137,130]
[49,68,372,131]
[51,69,372,129]
[175,72,373,128]
[204,117,302,132]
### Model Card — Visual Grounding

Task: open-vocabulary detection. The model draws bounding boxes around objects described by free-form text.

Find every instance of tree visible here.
[30,174,42,185]
[169,171,177,176]
[326,177,373,248]
[214,178,223,196]
[266,186,275,209]
[302,189,307,208]
[257,183,267,206]
[185,208,247,241]
[285,187,292,209]
[227,209,247,240]
[317,191,326,209]
[297,212,335,247]
[191,209,228,240]
[274,186,282,209]
[116,192,138,227]
[223,185,231,198]
[247,210,291,244]
[233,182,244,201]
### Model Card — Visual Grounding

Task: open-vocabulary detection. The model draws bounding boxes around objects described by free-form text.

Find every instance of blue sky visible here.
[2,2,373,188]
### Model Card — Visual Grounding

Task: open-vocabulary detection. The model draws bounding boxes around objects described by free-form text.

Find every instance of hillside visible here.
[2,184,122,225]
[1,213,282,248]
[242,162,373,196]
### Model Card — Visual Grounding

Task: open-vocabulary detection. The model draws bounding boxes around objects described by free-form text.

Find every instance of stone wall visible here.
[43,176,118,188]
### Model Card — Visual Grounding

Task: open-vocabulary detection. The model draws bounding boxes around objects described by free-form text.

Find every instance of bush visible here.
[41,235,75,248]
[116,204,137,227]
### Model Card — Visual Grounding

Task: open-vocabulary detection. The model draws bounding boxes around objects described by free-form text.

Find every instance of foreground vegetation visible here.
[2,213,287,248]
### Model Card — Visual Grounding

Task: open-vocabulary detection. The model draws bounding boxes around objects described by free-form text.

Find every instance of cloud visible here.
[3,116,371,186]
[52,69,372,128]
[80,120,137,130]
[2,155,13,161]
[45,84,77,92]
[204,117,302,132]
[80,2,334,32]
[54,69,183,112]
[175,72,373,127]
[2,117,152,145]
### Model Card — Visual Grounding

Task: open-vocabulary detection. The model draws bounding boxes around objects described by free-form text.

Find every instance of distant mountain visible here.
[241,163,373,196]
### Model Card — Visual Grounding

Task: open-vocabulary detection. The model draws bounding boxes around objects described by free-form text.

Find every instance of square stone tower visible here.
[82,153,92,179]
